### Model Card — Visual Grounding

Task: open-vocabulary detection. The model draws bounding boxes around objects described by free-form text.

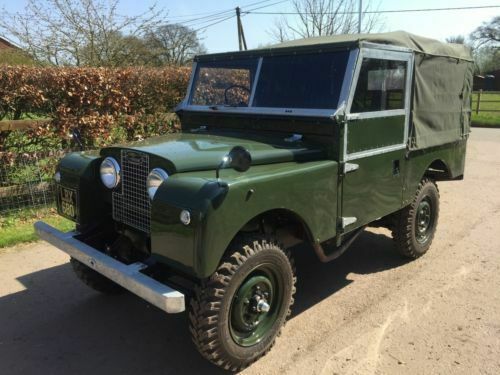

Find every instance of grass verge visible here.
[472,92,500,127]
[0,207,74,248]
[471,112,500,127]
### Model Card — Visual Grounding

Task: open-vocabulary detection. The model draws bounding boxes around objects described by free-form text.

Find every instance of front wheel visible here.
[392,178,440,258]
[188,236,296,371]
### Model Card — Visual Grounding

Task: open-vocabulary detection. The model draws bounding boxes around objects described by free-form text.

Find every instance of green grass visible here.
[0,207,74,248]
[472,92,500,127]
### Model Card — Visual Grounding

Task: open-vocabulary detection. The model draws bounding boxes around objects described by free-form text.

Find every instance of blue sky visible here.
[1,0,498,53]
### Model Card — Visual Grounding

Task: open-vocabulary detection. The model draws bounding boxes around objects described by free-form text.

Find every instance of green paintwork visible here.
[402,140,467,205]
[55,151,109,225]
[347,116,405,154]
[50,35,470,282]
[103,132,325,173]
[342,149,405,229]
[151,160,338,277]
[416,198,433,244]
[54,131,466,279]
[229,267,281,346]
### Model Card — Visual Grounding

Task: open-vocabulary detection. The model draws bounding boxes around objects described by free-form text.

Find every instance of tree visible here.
[145,24,207,66]
[0,0,164,66]
[470,16,500,48]
[446,35,466,44]
[469,17,500,74]
[474,47,500,74]
[79,31,156,67]
[269,0,383,42]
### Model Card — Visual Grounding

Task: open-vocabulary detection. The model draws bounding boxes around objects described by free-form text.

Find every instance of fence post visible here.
[476,89,482,115]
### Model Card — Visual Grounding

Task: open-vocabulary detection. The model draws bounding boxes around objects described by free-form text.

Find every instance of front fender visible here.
[151,160,338,278]
[57,151,105,224]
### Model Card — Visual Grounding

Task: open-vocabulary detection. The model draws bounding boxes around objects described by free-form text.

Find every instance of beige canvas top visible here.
[267,31,473,61]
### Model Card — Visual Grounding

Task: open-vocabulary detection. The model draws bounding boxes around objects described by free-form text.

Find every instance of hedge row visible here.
[0,66,191,150]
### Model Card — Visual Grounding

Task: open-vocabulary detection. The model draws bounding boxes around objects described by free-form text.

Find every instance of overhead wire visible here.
[193,14,238,33]
[190,0,291,32]
[168,0,283,25]
[244,4,500,15]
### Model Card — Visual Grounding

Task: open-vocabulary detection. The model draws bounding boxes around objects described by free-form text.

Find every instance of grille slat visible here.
[112,150,151,233]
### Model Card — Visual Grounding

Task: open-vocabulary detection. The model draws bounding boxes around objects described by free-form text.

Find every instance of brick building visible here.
[0,36,18,50]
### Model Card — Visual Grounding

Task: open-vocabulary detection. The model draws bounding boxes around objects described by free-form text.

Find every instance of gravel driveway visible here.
[1,128,499,375]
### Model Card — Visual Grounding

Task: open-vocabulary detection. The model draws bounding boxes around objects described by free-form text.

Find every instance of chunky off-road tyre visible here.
[189,237,296,372]
[70,258,123,294]
[392,178,440,258]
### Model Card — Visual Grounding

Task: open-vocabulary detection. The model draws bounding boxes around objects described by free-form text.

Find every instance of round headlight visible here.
[100,157,120,189]
[147,168,168,200]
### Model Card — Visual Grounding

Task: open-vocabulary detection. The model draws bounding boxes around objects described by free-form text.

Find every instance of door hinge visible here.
[341,216,357,228]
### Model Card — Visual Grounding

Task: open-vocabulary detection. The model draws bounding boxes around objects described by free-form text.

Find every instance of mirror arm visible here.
[216,156,231,179]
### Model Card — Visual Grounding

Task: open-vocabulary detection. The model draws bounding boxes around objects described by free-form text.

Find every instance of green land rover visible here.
[36,31,473,371]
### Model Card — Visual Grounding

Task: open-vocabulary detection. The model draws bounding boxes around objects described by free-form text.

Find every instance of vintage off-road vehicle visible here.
[36,31,473,371]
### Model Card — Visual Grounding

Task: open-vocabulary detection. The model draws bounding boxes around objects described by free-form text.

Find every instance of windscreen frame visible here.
[183,48,359,118]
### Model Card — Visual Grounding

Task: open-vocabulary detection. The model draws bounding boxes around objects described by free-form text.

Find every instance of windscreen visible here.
[189,50,350,110]
[253,51,350,109]
[190,59,258,107]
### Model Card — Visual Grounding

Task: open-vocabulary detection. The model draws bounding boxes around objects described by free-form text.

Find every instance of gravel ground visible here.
[1,128,499,375]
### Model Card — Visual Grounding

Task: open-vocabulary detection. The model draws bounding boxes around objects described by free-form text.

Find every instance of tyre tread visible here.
[392,178,439,258]
[188,236,296,372]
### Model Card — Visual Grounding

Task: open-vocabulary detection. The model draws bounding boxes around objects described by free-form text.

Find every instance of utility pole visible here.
[358,0,362,33]
[236,6,247,51]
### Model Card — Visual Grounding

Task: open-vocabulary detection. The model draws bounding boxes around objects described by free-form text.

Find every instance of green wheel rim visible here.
[415,197,434,244]
[229,263,283,347]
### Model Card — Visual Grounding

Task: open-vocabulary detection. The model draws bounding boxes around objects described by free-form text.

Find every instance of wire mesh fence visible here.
[0,150,70,215]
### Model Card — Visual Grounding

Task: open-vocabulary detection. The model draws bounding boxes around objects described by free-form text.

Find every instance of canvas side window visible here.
[351,58,407,113]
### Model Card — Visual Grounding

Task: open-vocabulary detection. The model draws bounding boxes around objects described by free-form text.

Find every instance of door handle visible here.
[392,160,400,176]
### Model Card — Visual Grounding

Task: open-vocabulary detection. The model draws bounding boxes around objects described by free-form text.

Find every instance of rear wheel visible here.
[188,236,296,371]
[392,178,440,258]
[70,258,123,294]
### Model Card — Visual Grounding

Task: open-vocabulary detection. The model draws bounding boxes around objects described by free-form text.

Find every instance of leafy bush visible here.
[0,65,190,150]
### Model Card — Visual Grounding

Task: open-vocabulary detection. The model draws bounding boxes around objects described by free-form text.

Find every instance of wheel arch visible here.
[423,158,452,181]
[230,208,315,249]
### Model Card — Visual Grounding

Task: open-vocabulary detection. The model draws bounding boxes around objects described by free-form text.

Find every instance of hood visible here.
[103,132,326,173]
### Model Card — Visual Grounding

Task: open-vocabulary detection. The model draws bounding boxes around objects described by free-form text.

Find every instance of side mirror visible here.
[216,146,252,179]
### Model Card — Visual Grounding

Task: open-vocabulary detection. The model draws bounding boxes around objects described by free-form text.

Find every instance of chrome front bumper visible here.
[34,221,185,313]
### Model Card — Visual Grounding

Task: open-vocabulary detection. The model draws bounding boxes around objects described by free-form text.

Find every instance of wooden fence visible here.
[0,119,51,131]
[473,90,500,115]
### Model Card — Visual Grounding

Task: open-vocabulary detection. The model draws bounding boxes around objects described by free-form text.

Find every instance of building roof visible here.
[0,36,19,50]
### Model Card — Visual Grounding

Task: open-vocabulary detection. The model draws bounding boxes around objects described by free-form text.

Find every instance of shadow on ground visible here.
[0,230,407,375]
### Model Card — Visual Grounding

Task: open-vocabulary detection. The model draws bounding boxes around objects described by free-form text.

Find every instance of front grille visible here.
[112,150,151,233]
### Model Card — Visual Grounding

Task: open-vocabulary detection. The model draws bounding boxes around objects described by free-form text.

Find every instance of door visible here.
[341,47,413,232]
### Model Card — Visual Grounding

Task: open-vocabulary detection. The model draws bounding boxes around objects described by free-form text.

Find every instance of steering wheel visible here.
[223,85,251,106]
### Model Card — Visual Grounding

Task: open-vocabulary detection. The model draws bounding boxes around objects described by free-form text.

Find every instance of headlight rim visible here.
[100,156,121,189]
[147,167,169,200]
